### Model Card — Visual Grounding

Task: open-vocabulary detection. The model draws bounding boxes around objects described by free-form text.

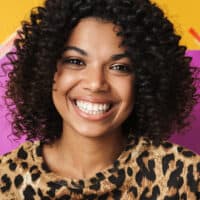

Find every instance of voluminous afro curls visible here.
[5,0,199,142]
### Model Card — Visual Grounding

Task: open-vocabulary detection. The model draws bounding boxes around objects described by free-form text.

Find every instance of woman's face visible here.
[53,17,135,138]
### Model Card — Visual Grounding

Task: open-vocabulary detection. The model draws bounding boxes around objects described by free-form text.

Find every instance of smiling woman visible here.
[53,18,134,140]
[0,0,200,199]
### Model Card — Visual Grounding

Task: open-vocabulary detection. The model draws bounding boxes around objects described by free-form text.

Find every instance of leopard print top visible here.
[0,136,200,200]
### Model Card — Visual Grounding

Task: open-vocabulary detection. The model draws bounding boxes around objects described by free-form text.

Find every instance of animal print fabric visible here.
[0,136,200,199]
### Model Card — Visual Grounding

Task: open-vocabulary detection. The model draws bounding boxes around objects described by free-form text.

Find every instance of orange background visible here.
[0,0,200,49]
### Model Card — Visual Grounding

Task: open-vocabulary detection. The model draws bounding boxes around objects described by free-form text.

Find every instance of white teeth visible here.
[76,100,110,115]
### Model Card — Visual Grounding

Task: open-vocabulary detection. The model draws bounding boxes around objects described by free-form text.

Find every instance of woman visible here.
[1,0,200,199]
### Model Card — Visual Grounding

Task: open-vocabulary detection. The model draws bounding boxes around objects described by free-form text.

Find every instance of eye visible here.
[61,57,85,66]
[110,64,133,73]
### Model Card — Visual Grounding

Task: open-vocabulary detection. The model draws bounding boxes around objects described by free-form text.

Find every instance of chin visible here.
[74,127,116,139]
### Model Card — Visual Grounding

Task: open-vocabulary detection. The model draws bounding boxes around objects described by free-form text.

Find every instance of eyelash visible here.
[110,64,132,73]
[61,58,85,66]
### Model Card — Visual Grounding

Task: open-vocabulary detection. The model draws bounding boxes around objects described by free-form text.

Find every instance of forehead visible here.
[65,17,125,54]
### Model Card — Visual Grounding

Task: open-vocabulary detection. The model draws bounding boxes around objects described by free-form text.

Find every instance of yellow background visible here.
[0,0,200,49]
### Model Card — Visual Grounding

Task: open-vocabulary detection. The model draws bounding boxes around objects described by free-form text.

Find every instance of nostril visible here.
[83,78,109,92]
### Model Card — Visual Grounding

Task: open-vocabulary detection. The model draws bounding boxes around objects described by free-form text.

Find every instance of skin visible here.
[43,18,135,179]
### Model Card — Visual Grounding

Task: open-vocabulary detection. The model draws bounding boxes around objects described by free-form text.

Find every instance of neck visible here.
[44,127,127,179]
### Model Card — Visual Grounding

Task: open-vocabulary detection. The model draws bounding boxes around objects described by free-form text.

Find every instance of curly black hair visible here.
[5,0,199,143]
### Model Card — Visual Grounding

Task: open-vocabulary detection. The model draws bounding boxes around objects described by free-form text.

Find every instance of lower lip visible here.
[72,100,114,121]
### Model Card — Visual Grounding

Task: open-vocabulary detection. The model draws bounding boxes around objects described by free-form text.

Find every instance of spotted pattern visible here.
[0,136,200,199]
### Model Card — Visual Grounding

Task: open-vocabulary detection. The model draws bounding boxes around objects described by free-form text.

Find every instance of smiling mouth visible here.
[74,100,112,115]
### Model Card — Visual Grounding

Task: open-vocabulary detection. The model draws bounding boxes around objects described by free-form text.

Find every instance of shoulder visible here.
[136,136,200,161]
[135,137,200,174]
[0,141,40,167]
[131,137,200,198]
[0,141,41,197]
[125,135,200,167]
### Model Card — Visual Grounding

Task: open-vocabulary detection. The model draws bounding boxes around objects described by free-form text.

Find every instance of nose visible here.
[83,65,109,92]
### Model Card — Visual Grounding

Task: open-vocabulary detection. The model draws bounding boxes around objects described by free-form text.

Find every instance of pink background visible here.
[0,51,200,155]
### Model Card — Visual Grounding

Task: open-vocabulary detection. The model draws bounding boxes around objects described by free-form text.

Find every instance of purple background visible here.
[0,51,200,155]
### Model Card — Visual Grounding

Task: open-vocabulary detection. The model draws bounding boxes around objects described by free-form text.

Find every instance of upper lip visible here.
[71,96,114,104]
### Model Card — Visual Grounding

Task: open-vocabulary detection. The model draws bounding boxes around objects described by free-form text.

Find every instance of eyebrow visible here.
[63,46,88,56]
[63,46,130,61]
[111,53,130,61]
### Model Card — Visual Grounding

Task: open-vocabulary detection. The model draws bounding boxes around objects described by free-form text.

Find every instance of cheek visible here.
[124,87,134,110]
[122,82,135,119]
[53,71,78,91]
[115,78,135,104]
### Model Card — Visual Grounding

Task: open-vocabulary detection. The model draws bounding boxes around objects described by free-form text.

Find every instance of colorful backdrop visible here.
[0,0,200,155]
